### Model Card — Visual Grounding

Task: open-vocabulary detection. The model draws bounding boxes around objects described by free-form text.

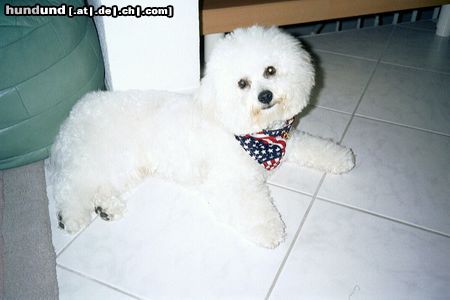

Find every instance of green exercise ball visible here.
[0,0,105,169]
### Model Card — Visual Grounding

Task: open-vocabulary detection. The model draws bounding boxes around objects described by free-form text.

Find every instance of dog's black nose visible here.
[258,90,273,104]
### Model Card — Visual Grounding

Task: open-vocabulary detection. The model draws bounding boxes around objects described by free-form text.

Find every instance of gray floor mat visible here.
[2,161,58,299]
[1,170,4,297]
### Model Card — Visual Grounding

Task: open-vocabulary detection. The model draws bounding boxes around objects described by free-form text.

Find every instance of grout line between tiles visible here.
[310,105,450,138]
[270,178,450,239]
[310,43,450,77]
[300,25,396,63]
[353,113,450,137]
[336,66,377,144]
[337,27,397,144]
[267,182,315,198]
[56,215,99,257]
[303,25,450,139]
[266,27,401,298]
[313,104,353,116]
[311,103,450,138]
[316,196,450,239]
[303,24,450,76]
[312,48,378,62]
[57,264,144,300]
[378,60,450,76]
[265,32,389,296]
[396,23,436,32]
[265,173,327,299]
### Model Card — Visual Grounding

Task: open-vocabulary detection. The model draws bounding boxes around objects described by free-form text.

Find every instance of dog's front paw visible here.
[245,216,286,249]
[329,147,355,174]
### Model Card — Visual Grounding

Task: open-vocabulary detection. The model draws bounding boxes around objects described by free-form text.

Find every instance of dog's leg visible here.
[56,182,125,233]
[286,131,355,174]
[203,178,285,248]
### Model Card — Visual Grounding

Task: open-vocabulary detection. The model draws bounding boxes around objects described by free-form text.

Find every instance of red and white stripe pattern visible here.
[235,118,295,171]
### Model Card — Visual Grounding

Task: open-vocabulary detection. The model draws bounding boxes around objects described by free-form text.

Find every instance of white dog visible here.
[46,26,354,248]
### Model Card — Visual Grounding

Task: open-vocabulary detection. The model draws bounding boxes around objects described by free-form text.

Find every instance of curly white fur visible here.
[46,26,354,248]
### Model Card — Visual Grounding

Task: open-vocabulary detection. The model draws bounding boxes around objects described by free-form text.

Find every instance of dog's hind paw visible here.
[58,212,65,229]
[95,206,112,221]
[57,211,90,234]
[92,194,126,222]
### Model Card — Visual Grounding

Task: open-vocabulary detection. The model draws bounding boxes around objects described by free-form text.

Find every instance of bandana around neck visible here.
[235,118,295,171]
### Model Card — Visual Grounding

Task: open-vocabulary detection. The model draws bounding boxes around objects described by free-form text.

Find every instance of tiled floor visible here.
[49,21,450,299]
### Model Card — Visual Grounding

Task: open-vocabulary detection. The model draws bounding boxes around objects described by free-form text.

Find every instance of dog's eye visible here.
[264,66,276,78]
[238,79,250,89]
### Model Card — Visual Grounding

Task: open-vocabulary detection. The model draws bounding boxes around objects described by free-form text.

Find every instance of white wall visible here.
[90,0,200,92]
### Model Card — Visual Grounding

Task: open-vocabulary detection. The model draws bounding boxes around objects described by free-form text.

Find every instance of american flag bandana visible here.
[235,118,295,171]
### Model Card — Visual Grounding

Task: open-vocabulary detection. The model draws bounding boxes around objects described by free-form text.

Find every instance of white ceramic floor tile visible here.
[357,63,450,135]
[270,200,450,300]
[269,107,351,193]
[309,51,377,113]
[302,26,393,60]
[318,117,450,234]
[57,266,137,300]
[398,20,437,31]
[57,178,311,300]
[382,26,450,73]
[51,23,449,299]
[45,162,79,254]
